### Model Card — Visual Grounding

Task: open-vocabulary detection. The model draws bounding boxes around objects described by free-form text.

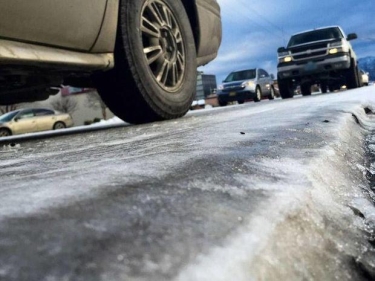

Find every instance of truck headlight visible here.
[283,56,292,62]
[329,48,338,54]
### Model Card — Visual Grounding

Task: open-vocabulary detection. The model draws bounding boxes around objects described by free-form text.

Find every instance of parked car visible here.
[0,108,73,137]
[216,68,276,106]
[0,0,222,124]
[360,69,370,86]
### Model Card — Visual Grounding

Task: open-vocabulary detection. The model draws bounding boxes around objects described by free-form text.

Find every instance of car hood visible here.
[222,79,254,88]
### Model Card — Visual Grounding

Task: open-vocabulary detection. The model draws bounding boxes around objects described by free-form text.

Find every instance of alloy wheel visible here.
[141,0,186,92]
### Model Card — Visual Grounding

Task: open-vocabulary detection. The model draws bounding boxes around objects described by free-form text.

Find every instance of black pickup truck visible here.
[277,26,361,98]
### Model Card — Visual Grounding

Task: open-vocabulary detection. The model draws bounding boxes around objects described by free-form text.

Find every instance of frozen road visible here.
[1,88,375,281]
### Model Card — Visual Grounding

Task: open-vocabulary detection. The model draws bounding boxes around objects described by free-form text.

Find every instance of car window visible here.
[34,109,55,116]
[288,27,343,47]
[17,109,35,120]
[224,69,256,82]
[259,69,269,78]
[0,111,20,122]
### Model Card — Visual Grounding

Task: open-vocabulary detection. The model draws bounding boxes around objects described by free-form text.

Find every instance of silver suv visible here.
[0,0,222,124]
[217,68,276,106]
[277,26,359,98]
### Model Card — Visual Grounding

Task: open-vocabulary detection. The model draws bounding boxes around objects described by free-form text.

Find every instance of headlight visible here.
[217,84,224,90]
[242,81,255,87]
[283,56,292,62]
[329,48,338,54]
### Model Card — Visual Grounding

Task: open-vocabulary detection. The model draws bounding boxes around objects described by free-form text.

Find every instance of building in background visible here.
[195,72,217,100]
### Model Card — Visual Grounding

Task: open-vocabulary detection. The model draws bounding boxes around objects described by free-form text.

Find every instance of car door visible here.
[33,109,56,132]
[0,0,108,51]
[258,69,271,95]
[12,109,38,135]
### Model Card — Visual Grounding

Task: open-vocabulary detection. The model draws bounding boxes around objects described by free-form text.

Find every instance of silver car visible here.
[0,0,222,124]
[0,108,74,137]
[217,68,276,106]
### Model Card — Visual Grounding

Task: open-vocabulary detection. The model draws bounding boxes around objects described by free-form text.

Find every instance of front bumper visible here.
[217,89,256,102]
[277,54,351,80]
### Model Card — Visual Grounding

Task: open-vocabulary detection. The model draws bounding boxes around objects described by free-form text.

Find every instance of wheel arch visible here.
[0,127,12,136]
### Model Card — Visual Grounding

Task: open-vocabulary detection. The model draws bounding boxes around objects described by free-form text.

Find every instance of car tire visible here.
[0,128,11,137]
[278,77,294,99]
[253,86,262,102]
[346,59,360,89]
[94,0,197,124]
[268,86,275,100]
[219,100,228,106]
[301,83,311,96]
[53,122,66,130]
[238,100,245,104]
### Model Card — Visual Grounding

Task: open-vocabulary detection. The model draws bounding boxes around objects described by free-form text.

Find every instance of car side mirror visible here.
[277,47,287,52]
[347,33,357,41]
[14,117,20,122]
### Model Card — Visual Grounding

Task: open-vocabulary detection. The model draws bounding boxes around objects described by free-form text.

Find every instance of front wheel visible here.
[301,83,311,96]
[278,76,294,99]
[346,59,360,89]
[94,0,197,124]
[253,86,262,102]
[268,86,275,100]
[0,128,11,137]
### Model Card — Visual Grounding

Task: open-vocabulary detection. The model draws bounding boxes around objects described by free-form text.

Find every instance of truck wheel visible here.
[301,83,311,96]
[320,83,327,93]
[278,77,294,99]
[253,86,262,102]
[94,0,197,124]
[346,59,360,89]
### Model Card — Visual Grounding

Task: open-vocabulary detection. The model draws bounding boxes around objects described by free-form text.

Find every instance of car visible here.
[0,108,74,137]
[216,68,276,106]
[360,69,370,86]
[0,0,222,124]
[277,26,360,98]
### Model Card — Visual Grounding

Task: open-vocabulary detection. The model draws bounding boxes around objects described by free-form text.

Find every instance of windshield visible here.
[288,27,343,48]
[224,69,256,82]
[0,111,20,122]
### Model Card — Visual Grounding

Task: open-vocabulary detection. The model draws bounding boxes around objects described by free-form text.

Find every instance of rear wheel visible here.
[320,82,327,93]
[253,86,262,102]
[278,77,294,99]
[53,122,66,130]
[94,0,197,124]
[301,83,311,96]
[268,86,275,100]
[238,100,245,104]
[0,128,11,137]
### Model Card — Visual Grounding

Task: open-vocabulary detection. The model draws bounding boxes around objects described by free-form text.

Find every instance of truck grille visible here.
[290,42,328,61]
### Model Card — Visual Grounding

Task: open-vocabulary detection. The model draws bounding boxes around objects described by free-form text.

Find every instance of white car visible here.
[360,69,370,86]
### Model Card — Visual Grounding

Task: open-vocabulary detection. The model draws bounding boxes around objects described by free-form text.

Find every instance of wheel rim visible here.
[54,123,65,130]
[141,0,186,92]
[257,88,261,100]
[0,129,10,137]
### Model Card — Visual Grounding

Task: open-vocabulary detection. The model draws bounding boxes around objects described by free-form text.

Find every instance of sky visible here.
[199,0,375,84]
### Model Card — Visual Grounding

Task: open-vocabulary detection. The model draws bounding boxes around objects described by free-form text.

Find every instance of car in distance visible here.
[0,0,222,124]
[360,69,369,86]
[277,26,360,98]
[0,108,74,137]
[216,68,276,106]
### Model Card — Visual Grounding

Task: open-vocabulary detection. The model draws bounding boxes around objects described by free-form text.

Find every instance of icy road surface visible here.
[1,88,375,281]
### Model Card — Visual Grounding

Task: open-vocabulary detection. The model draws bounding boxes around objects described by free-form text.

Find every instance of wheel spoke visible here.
[144,45,164,65]
[141,16,160,38]
[141,0,186,90]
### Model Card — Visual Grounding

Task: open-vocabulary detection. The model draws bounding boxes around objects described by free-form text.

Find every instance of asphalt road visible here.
[1,88,375,281]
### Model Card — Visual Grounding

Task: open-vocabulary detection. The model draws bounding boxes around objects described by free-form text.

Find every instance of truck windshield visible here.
[288,27,343,48]
[224,69,256,82]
